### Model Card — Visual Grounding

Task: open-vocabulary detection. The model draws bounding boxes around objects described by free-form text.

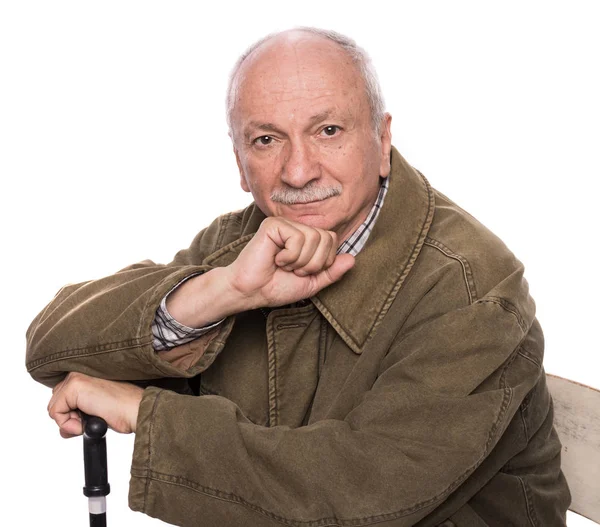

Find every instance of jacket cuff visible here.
[141,268,237,378]
[129,386,162,515]
[150,315,235,376]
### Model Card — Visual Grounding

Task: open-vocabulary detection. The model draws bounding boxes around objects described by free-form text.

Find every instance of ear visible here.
[233,145,251,193]
[378,113,393,178]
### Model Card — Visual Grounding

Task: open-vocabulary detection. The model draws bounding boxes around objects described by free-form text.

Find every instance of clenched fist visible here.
[225,217,355,308]
[48,372,144,438]
[166,217,355,328]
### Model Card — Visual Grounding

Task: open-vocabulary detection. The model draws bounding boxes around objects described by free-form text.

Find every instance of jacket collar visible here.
[313,147,435,353]
[206,147,435,354]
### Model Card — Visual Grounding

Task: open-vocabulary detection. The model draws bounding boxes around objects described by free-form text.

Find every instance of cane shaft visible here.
[90,512,107,527]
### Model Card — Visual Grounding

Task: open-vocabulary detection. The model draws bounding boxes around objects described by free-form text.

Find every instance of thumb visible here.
[313,254,355,290]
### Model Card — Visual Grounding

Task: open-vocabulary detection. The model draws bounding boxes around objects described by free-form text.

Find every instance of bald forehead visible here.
[241,30,352,70]
[230,32,365,128]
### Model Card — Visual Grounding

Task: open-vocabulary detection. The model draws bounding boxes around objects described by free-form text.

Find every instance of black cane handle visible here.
[81,412,110,526]
[82,413,108,439]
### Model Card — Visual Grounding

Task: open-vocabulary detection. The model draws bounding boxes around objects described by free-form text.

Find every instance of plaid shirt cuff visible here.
[152,274,224,351]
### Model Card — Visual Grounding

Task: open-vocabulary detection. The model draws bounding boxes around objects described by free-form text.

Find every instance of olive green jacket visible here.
[26,148,570,526]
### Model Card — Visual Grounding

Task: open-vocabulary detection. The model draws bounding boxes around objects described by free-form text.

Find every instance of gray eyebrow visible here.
[243,122,284,141]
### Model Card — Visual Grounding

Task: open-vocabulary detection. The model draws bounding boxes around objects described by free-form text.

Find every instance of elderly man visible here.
[28,28,570,526]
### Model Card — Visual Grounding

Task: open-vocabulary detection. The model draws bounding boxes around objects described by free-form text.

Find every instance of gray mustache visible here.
[271,184,342,205]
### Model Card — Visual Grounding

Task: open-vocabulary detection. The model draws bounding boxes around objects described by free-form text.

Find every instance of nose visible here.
[280,140,320,188]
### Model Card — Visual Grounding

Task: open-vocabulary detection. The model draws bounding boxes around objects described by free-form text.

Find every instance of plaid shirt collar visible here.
[337,176,389,257]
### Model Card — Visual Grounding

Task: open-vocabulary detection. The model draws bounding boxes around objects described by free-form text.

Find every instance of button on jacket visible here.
[26,147,570,526]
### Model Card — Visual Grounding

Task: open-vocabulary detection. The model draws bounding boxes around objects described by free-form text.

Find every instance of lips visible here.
[287,196,332,206]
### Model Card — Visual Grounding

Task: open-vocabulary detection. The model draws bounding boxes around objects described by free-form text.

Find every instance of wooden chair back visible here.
[547,373,600,524]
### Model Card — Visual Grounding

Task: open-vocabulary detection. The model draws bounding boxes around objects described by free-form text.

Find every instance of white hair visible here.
[225,27,386,135]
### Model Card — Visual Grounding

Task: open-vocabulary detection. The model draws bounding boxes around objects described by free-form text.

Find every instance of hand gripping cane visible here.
[81,413,110,526]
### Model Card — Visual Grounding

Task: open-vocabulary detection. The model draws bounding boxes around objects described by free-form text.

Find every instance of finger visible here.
[272,223,306,268]
[293,230,336,276]
[283,227,324,273]
[48,375,69,413]
[52,379,64,395]
[58,411,83,437]
[48,376,81,431]
[324,231,338,267]
[308,253,355,293]
[48,395,78,428]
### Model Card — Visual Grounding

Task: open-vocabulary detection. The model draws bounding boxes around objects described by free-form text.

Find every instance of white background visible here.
[1,1,598,525]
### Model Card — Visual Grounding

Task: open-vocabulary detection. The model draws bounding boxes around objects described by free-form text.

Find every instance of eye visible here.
[321,125,340,137]
[254,135,273,146]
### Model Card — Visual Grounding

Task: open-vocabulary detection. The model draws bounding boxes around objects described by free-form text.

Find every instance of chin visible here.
[289,214,335,231]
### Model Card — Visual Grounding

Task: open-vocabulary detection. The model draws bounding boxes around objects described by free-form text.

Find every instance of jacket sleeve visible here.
[25,213,237,388]
[128,283,544,526]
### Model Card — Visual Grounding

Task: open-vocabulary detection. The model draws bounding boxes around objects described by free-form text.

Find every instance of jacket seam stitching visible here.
[517,349,541,368]
[517,342,541,368]
[266,317,278,427]
[475,297,527,333]
[318,316,328,379]
[516,475,538,527]
[366,174,436,342]
[215,213,230,251]
[26,338,152,371]
[143,389,163,514]
[131,469,430,526]
[423,237,478,303]
[311,169,435,354]
[499,345,520,390]
[129,388,514,527]
[518,374,535,413]
[519,405,530,443]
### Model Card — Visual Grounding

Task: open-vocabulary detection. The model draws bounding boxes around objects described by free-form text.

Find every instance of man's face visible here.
[230,33,392,243]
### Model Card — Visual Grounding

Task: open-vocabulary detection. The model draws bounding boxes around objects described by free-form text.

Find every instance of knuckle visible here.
[309,229,322,245]
[68,371,86,387]
[292,231,305,247]
[302,263,321,274]
[261,217,280,235]
[306,253,328,272]
[301,235,316,250]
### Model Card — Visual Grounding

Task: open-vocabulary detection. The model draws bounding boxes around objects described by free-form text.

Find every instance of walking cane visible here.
[81,413,110,526]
